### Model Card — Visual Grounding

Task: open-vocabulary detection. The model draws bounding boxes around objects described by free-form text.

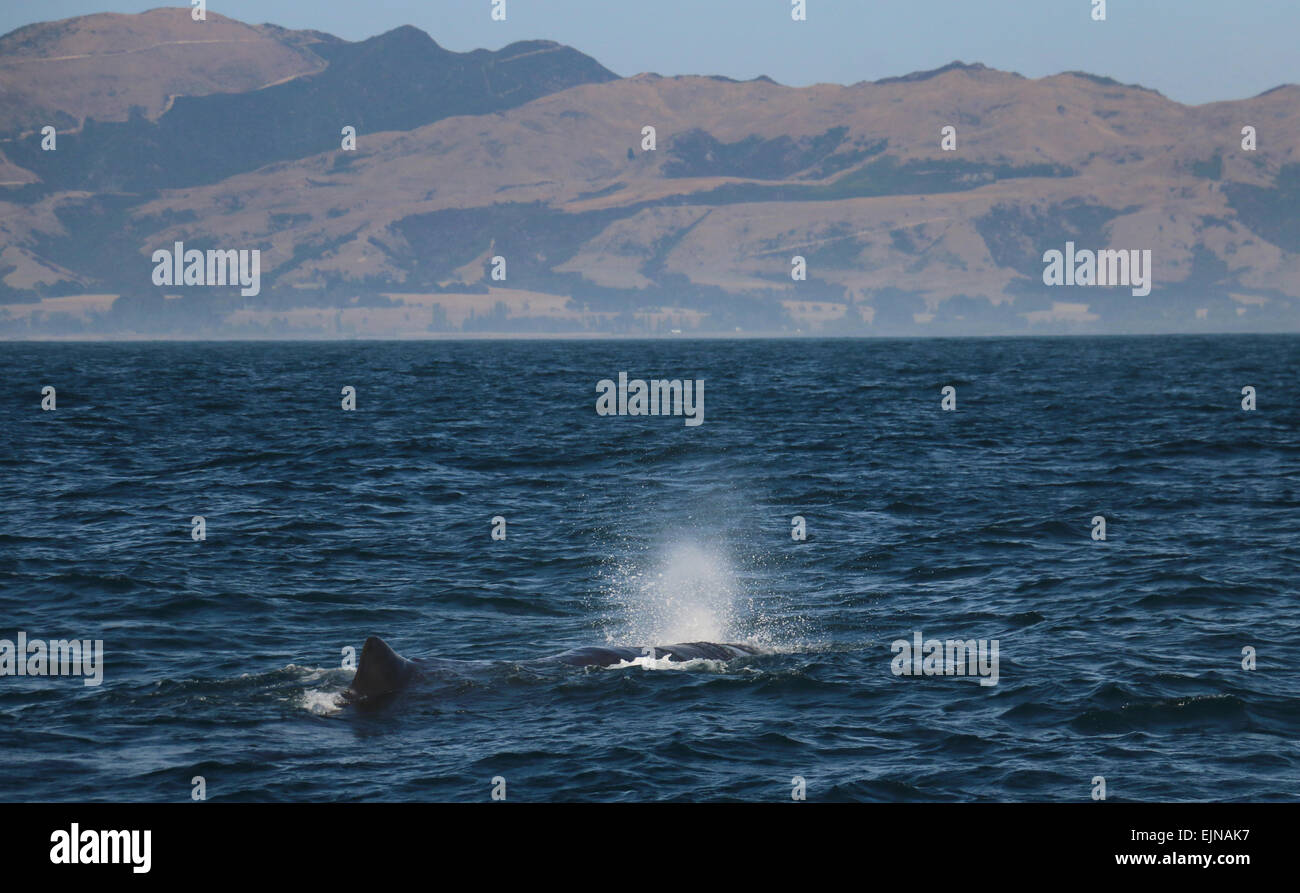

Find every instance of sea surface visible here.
[1,335,1297,802]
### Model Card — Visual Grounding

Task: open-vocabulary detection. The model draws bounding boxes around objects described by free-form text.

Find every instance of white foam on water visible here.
[299,689,345,715]
[252,665,351,715]
[243,664,348,682]
[288,664,349,682]
[605,654,729,672]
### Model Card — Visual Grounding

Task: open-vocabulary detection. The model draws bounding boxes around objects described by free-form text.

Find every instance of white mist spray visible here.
[603,542,741,646]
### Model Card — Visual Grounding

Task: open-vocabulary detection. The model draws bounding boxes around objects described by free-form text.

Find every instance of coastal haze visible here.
[1,7,1299,337]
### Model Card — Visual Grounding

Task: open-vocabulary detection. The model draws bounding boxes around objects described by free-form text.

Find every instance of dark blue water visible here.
[1,336,1297,802]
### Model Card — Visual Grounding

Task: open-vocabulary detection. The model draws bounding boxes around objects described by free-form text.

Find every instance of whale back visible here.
[659,641,763,661]
[553,641,762,667]
[343,636,762,702]
[347,636,421,700]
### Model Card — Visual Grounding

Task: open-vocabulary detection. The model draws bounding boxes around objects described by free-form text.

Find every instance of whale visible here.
[344,635,762,702]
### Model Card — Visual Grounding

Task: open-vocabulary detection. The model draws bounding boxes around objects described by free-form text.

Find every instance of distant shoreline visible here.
[3,330,1297,343]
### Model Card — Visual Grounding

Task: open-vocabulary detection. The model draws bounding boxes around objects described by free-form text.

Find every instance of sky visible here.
[1,0,1297,106]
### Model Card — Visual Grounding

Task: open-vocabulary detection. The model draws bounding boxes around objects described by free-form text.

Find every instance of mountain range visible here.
[2,7,1299,337]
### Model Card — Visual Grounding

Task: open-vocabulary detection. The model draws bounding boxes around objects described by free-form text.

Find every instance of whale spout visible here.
[346,636,421,701]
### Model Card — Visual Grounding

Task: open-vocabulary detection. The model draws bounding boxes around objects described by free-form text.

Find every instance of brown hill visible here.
[104,65,1300,334]
[2,12,1299,336]
[0,7,332,137]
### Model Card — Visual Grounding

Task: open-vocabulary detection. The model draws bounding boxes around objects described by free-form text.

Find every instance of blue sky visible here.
[5,1,1297,105]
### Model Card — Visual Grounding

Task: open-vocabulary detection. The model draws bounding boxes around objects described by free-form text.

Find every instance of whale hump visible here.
[342,635,764,702]
[347,636,419,700]
[552,640,763,667]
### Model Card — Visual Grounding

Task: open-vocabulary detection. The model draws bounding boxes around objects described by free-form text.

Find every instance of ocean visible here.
[1,335,1297,801]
